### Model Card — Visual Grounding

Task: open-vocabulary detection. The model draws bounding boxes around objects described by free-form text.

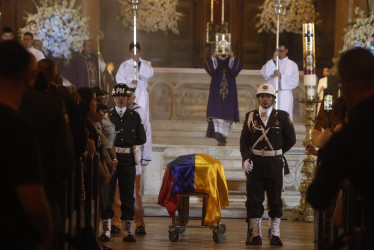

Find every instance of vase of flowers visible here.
[118,0,183,34]
[342,6,374,54]
[20,0,90,61]
[257,0,319,34]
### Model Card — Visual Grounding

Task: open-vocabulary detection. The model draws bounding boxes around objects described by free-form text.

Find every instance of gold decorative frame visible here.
[215,32,231,55]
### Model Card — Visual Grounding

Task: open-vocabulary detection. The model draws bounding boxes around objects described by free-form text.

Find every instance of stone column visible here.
[80,0,101,49]
[334,0,353,56]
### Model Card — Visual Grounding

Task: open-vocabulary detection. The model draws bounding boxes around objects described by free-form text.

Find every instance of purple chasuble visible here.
[62,53,101,89]
[205,56,242,122]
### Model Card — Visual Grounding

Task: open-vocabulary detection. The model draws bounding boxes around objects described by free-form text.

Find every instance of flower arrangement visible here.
[257,0,319,34]
[342,7,374,54]
[118,0,183,34]
[20,0,90,60]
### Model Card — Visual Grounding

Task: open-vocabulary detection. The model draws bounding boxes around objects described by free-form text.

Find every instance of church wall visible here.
[99,0,337,76]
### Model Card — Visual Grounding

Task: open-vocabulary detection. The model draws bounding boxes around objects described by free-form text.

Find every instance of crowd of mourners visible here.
[0,27,151,250]
[305,49,374,249]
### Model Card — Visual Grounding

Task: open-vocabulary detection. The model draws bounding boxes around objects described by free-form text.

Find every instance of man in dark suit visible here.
[240,83,296,246]
[0,40,53,250]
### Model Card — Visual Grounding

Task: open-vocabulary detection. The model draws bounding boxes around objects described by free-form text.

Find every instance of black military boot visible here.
[135,225,146,235]
[245,219,252,245]
[270,235,283,246]
[215,132,227,146]
[245,218,262,245]
[99,219,111,242]
[269,217,283,246]
[111,225,121,234]
[121,220,136,242]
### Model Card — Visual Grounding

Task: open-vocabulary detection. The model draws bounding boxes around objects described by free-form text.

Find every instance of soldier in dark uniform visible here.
[102,83,146,243]
[240,83,296,246]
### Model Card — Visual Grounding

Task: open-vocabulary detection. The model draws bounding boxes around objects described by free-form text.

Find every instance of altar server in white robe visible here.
[261,44,299,120]
[116,42,154,120]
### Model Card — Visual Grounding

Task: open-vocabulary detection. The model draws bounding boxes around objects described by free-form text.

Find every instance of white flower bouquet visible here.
[257,0,319,34]
[118,0,183,34]
[20,0,90,60]
[343,7,374,54]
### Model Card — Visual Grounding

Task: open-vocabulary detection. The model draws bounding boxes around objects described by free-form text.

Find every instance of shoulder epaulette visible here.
[247,111,255,130]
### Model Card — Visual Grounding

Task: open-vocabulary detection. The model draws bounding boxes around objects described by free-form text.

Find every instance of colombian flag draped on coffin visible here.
[158,154,229,226]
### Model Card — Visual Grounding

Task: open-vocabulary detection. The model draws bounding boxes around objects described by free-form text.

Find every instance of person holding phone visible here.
[306,97,347,156]
[307,47,374,249]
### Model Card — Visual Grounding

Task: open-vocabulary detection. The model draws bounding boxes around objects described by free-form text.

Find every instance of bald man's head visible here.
[38,59,58,84]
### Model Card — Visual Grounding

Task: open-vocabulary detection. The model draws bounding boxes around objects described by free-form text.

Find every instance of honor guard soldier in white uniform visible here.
[240,83,296,246]
[102,84,146,243]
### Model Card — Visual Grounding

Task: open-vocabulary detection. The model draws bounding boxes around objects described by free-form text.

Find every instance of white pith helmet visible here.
[256,83,276,98]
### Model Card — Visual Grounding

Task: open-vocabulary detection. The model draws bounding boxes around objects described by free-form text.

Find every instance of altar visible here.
[148,68,306,123]
[142,67,310,218]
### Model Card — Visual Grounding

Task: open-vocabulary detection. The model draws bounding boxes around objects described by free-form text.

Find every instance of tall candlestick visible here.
[302,22,317,100]
[211,0,213,23]
[289,22,318,223]
[221,0,224,24]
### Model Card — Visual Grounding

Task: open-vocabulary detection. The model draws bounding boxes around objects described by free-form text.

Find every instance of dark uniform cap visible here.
[127,86,136,93]
[112,83,131,97]
[92,86,108,96]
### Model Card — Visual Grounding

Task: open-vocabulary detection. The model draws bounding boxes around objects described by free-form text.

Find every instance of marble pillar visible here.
[80,0,101,49]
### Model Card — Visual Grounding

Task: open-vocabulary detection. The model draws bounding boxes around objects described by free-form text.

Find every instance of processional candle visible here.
[303,23,317,100]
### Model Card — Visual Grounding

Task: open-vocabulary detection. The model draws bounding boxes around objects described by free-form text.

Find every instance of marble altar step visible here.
[151,120,306,148]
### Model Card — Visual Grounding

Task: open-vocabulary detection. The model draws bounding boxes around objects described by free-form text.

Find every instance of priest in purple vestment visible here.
[62,40,102,89]
[205,51,243,146]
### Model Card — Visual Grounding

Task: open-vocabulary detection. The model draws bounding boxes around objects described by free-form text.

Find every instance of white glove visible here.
[141,159,150,167]
[243,159,253,173]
